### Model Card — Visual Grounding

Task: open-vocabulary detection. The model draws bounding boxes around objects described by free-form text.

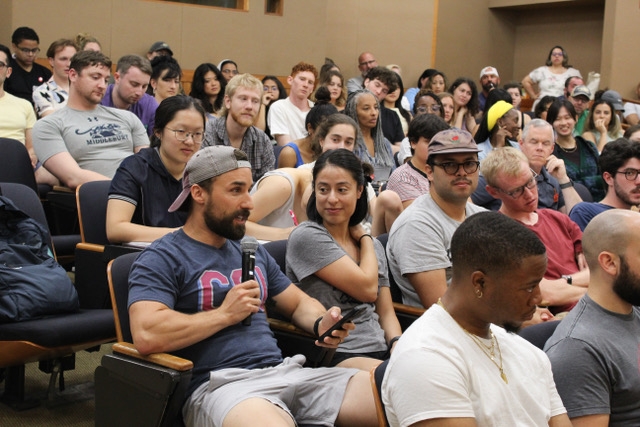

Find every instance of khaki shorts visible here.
[183,354,359,427]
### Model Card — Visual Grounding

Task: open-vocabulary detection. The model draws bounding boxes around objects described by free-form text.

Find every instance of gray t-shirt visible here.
[387,193,486,307]
[544,294,640,425]
[33,105,149,178]
[286,221,388,354]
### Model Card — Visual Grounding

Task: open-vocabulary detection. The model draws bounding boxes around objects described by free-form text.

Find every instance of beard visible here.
[230,108,256,128]
[612,255,640,306]
[203,202,250,241]
[482,82,496,93]
[613,180,640,207]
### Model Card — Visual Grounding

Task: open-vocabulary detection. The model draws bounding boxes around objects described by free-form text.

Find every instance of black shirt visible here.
[5,57,52,105]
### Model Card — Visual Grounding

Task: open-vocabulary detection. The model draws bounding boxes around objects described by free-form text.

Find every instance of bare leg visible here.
[371,190,403,236]
[335,371,378,427]
[336,356,382,371]
[223,398,295,427]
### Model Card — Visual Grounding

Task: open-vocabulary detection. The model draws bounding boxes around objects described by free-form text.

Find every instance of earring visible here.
[475,289,483,299]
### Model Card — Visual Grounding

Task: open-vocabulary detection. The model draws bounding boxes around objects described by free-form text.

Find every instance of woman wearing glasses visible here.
[522,46,582,109]
[218,59,239,83]
[106,96,205,243]
[546,99,604,201]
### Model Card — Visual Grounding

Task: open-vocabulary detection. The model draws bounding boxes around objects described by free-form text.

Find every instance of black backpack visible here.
[0,195,79,322]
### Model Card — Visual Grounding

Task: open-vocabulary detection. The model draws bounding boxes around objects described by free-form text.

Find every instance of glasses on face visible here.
[496,170,538,199]
[359,59,376,67]
[222,69,238,75]
[416,105,441,114]
[263,85,278,92]
[18,47,40,55]
[433,160,480,175]
[166,127,204,143]
[615,168,640,181]
[551,52,564,57]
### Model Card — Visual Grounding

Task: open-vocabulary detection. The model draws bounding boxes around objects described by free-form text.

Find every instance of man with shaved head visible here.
[347,52,378,94]
[545,209,640,426]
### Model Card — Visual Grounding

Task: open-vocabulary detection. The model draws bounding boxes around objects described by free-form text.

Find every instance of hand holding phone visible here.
[317,305,366,342]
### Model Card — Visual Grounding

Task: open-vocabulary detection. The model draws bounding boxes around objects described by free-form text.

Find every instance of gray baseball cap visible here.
[168,146,251,212]
[148,41,173,56]
[601,90,624,111]
[571,85,592,100]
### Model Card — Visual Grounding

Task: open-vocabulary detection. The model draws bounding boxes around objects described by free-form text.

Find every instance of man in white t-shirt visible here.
[267,62,316,146]
[383,211,571,427]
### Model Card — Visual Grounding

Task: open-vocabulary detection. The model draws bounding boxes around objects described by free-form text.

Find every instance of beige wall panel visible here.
[0,0,13,45]
[511,7,603,86]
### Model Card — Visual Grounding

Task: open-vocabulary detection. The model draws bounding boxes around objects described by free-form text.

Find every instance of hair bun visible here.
[314,86,332,104]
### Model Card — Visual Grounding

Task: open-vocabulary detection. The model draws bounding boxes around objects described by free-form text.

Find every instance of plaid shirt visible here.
[203,116,275,182]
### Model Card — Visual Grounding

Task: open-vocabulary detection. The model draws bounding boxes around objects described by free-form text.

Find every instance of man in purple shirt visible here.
[101,54,157,136]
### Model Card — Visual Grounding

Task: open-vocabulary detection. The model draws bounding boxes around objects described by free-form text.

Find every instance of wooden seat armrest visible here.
[112,342,193,371]
[52,185,74,193]
[76,242,106,252]
[393,302,425,317]
[267,318,314,338]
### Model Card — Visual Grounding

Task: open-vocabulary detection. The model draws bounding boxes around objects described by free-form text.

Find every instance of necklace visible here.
[556,143,578,153]
[437,299,508,384]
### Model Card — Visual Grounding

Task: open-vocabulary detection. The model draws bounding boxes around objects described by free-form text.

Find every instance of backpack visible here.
[0,195,79,322]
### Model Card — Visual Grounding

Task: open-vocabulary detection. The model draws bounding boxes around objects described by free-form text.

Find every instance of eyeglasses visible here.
[17,47,40,55]
[615,168,640,181]
[416,105,441,114]
[166,128,204,143]
[263,85,278,92]
[495,170,538,199]
[222,69,238,75]
[551,52,564,57]
[0,61,6,69]
[359,59,377,67]
[432,160,480,175]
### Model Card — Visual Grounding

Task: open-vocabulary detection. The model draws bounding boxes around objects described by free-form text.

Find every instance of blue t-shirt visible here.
[108,147,187,228]
[569,202,615,231]
[128,229,291,397]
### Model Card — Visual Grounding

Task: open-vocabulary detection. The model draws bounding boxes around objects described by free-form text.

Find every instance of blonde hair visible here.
[481,147,529,187]
[220,73,263,117]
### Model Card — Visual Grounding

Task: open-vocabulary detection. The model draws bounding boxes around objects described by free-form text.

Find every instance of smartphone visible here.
[317,305,366,341]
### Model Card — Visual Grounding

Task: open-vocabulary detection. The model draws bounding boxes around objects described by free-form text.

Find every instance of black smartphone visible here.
[317,305,366,341]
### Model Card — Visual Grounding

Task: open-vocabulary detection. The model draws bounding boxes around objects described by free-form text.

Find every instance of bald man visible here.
[545,209,640,426]
[347,52,377,94]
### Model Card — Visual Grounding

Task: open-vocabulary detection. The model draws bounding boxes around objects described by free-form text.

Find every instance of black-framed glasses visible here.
[416,105,441,114]
[496,169,538,199]
[17,47,40,55]
[615,168,640,181]
[433,160,480,175]
[166,127,204,143]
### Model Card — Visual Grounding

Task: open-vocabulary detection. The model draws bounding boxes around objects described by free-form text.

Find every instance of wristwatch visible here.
[559,181,574,189]
[561,275,573,285]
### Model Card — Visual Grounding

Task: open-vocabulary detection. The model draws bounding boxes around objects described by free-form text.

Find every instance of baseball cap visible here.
[571,85,591,100]
[428,129,480,161]
[601,90,624,111]
[148,41,173,56]
[480,66,499,79]
[168,146,251,212]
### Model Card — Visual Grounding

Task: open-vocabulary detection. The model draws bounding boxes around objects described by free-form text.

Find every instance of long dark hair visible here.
[390,73,412,124]
[307,149,369,227]
[151,95,206,147]
[449,77,479,117]
[189,63,226,114]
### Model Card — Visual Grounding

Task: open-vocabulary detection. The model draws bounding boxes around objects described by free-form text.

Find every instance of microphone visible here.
[241,236,259,326]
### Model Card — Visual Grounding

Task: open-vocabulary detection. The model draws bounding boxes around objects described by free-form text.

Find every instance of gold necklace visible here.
[437,299,508,384]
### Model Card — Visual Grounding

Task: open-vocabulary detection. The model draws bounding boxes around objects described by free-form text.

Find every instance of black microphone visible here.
[241,236,259,326]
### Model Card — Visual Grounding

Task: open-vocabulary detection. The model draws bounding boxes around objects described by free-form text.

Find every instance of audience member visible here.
[387,128,485,308]
[267,62,317,146]
[504,82,523,110]
[547,99,604,201]
[202,73,275,182]
[312,69,346,111]
[482,147,588,311]
[624,123,640,142]
[545,209,640,426]
[473,119,582,213]
[255,75,286,139]
[362,67,403,146]
[534,95,556,121]
[32,39,77,118]
[4,27,51,104]
[570,138,640,230]
[277,87,337,168]
[287,149,402,371]
[386,114,450,207]
[582,98,623,152]
[101,54,158,136]
[623,81,640,126]
[478,66,500,112]
[383,211,571,427]
[127,145,377,427]
[106,95,205,243]
[0,43,57,186]
[75,33,101,52]
[397,90,444,164]
[146,41,172,61]
[344,89,395,187]
[474,100,520,162]
[425,70,447,95]
[148,55,182,105]
[347,51,377,94]
[522,45,581,109]
[190,63,226,117]
[438,91,456,126]
[601,89,626,130]
[382,73,411,136]
[33,50,149,189]
[449,77,479,132]
[568,84,591,136]
[559,75,584,101]
[218,59,238,83]
[403,68,437,111]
